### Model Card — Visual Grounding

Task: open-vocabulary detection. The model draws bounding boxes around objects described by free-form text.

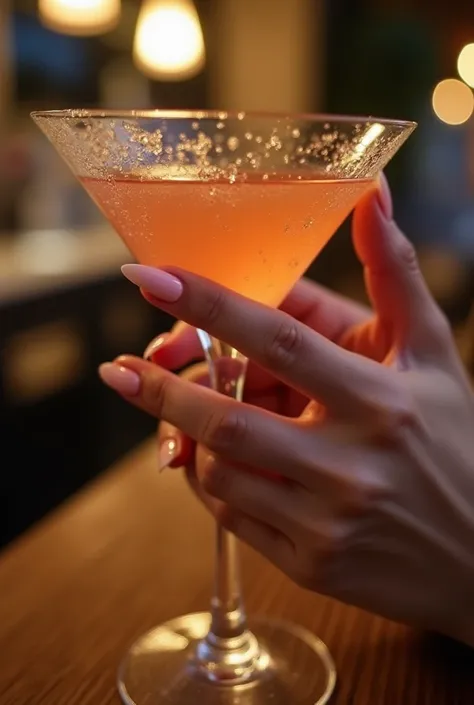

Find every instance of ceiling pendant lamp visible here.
[38,0,121,37]
[133,0,205,81]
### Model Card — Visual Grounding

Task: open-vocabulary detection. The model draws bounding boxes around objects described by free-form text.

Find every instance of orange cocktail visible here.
[82,174,373,306]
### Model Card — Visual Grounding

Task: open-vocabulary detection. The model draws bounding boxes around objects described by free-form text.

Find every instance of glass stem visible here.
[194,330,261,683]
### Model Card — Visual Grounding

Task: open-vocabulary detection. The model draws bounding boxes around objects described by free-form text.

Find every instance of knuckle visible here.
[385,402,419,439]
[340,476,389,517]
[201,456,229,498]
[377,384,420,441]
[142,371,172,418]
[201,288,227,327]
[201,409,249,454]
[264,318,304,370]
[394,233,419,272]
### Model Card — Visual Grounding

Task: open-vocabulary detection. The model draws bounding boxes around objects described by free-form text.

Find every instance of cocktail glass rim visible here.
[30,108,417,130]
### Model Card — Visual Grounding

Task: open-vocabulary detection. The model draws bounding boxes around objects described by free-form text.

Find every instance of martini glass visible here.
[31,109,415,705]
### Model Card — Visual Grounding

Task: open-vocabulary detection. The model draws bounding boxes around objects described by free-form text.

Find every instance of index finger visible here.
[122,265,397,418]
[145,277,370,369]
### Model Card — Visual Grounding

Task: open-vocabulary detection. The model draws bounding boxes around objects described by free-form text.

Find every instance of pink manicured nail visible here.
[377,172,393,220]
[158,438,181,472]
[121,264,183,302]
[144,334,169,361]
[98,363,140,396]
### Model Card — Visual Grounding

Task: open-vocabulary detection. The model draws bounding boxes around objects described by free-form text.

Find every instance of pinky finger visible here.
[186,465,223,514]
[218,505,297,577]
[186,466,296,574]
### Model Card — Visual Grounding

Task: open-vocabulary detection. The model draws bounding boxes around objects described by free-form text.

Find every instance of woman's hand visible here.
[142,179,395,469]
[99,179,474,646]
[143,277,373,470]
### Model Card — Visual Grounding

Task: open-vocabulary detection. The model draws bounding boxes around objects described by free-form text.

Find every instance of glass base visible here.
[118,612,336,705]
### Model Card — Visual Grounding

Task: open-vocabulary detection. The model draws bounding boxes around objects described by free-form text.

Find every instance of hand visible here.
[143,277,373,470]
[142,181,394,468]
[99,178,474,646]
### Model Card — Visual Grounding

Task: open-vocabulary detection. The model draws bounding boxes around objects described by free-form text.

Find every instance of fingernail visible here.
[121,264,183,303]
[376,172,393,220]
[159,438,181,471]
[144,334,169,361]
[98,362,140,396]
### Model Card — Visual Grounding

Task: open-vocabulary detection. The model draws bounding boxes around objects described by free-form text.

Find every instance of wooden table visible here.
[0,441,472,705]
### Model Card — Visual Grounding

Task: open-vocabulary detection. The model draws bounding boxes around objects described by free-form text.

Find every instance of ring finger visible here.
[198,454,305,537]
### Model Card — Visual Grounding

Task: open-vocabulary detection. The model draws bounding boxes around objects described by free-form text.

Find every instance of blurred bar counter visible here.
[0,226,127,305]
[0,226,172,548]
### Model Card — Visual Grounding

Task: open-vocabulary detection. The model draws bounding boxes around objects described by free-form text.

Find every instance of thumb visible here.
[352,174,453,363]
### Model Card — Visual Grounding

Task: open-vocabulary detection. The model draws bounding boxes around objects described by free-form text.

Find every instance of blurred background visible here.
[0,0,473,547]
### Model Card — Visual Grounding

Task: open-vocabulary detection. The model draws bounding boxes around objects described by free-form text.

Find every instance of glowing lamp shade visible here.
[457,43,474,89]
[432,78,474,126]
[38,0,121,37]
[133,0,205,81]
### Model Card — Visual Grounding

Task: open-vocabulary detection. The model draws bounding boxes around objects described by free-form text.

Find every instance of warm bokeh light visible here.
[38,0,121,36]
[432,78,474,125]
[133,0,205,81]
[457,43,474,88]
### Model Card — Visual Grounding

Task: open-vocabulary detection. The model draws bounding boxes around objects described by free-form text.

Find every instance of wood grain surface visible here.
[0,440,473,705]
